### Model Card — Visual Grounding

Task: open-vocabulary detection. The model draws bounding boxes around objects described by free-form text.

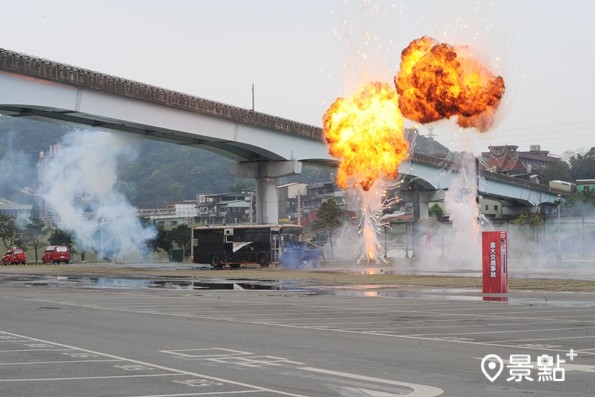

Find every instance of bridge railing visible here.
[410,152,553,194]
[0,48,323,141]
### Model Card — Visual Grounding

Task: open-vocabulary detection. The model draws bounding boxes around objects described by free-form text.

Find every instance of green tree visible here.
[308,199,344,259]
[541,158,571,184]
[48,228,74,248]
[568,147,595,180]
[563,188,595,214]
[428,203,444,220]
[146,224,191,260]
[169,224,192,257]
[0,214,23,249]
[23,217,46,263]
[513,212,544,228]
[150,225,173,253]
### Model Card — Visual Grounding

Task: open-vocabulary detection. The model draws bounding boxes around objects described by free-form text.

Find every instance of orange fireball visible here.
[395,36,505,132]
[323,82,409,191]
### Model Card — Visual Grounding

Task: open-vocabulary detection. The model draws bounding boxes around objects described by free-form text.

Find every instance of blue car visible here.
[281,241,323,269]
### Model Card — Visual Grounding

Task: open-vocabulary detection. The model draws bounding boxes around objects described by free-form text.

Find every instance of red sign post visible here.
[482,231,508,295]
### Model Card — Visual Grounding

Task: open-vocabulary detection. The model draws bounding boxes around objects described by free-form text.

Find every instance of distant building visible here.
[0,198,32,222]
[480,145,527,176]
[480,144,561,185]
[277,183,308,224]
[141,180,350,229]
[138,200,198,227]
[480,144,561,177]
[576,179,595,194]
[518,144,561,171]
[143,143,566,228]
[139,193,255,227]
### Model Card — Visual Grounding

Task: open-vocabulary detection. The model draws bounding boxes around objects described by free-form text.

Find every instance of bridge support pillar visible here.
[229,160,302,224]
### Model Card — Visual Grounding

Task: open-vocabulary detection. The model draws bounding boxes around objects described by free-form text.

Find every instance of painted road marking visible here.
[162,348,443,396]
[4,290,595,372]
[0,331,313,396]
[0,374,181,382]
[301,367,444,397]
[0,359,119,366]
[4,291,594,361]
[162,347,252,358]
[0,324,436,397]
[162,348,305,367]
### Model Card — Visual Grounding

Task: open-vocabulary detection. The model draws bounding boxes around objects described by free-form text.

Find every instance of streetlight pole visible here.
[99,218,103,261]
[384,224,387,259]
[405,223,409,258]
[250,192,253,224]
[556,194,561,260]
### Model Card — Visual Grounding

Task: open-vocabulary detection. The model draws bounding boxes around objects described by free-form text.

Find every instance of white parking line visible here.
[410,325,595,337]
[0,373,181,382]
[0,359,119,365]
[0,331,312,397]
[125,390,263,396]
[0,348,71,352]
[489,334,595,344]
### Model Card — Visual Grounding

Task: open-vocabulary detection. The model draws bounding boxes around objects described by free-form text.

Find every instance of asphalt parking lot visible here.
[0,267,594,396]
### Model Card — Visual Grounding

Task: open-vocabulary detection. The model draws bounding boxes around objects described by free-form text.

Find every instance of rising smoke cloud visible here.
[40,129,156,260]
[0,130,37,196]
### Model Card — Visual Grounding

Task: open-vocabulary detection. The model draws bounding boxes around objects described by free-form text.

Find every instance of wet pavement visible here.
[2,272,594,308]
[2,257,595,310]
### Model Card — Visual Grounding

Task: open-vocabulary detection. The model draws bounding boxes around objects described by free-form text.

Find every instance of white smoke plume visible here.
[40,129,156,261]
[442,152,481,268]
[0,130,37,192]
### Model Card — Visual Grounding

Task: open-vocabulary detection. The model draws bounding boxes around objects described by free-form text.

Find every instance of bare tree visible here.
[23,217,46,263]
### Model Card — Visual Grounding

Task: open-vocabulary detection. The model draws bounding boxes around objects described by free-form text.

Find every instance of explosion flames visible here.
[323,36,505,261]
[395,36,505,132]
[323,82,408,191]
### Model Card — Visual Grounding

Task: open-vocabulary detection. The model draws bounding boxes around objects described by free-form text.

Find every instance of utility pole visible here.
[557,194,561,261]
[427,125,434,155]
[297,191,301,226]
[249,192,253,224]
[251,83,255,111]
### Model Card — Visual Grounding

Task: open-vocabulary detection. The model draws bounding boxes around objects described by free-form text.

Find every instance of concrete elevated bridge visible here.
[0,48,560,223]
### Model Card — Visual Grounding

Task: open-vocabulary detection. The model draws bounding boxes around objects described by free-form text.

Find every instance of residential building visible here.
[139,193,255,227]
[138,200,198,227]
[277,180,347,226]
[277,183,308,224]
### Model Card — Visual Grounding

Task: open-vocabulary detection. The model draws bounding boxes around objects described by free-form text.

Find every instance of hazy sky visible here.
[1,0,594,157]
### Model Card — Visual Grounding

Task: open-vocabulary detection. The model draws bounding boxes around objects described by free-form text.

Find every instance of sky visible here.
[1,0,594,158]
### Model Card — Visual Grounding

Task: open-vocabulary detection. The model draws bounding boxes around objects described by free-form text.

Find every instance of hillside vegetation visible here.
[0,116,337,208]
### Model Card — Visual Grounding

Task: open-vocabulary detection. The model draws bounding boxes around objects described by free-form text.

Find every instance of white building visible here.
[0,198,32,223]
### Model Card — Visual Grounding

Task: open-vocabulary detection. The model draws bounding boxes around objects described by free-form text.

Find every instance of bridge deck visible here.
[0,48,322,141]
